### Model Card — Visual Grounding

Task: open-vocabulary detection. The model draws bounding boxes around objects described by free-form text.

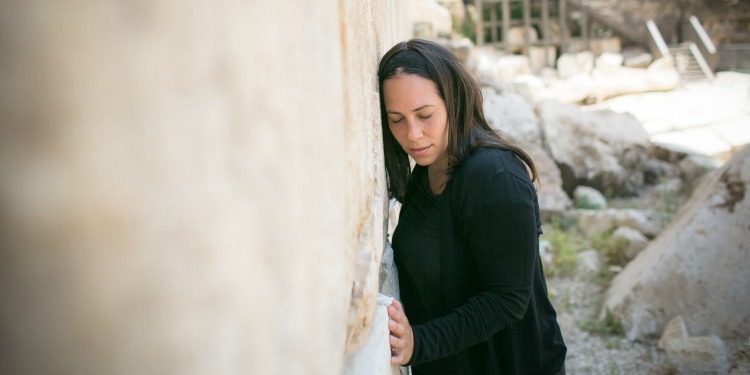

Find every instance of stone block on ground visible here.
[728,337,750,375]
[665,335,729,375]
[659,315,689,350]
[577,249,602,274]
[412,0,452,39]
[538,100,650,196]
[557,51,594,79]
[603,145,750,343]
[572,208,658,238]
[573,186,607,209]
[611,226,649,260]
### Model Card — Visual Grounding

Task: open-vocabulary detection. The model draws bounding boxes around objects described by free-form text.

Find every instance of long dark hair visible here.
[378,38,537,202]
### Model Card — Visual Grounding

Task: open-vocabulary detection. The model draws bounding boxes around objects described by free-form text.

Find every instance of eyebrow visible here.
[386,104,434,115]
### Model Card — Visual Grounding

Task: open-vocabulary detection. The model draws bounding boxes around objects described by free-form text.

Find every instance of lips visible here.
[410,145,431,157]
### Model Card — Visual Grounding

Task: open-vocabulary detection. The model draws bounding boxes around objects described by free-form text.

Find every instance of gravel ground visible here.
[548,275,675,374]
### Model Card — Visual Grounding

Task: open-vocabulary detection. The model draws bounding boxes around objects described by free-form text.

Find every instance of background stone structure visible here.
[0,1,409,374]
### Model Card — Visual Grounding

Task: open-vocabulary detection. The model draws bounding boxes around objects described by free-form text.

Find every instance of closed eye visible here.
[389,117,404,124]
[418,114,432,119]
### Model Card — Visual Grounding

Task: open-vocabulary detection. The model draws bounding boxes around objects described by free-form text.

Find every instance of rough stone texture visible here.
[484,91,542,148]
[643,158,680,184]
[482,91,570,216]
[603,145,750,343]
[659,315,689,350]
[665,335,729,375]
[344,306,394,375]
[345,244,403,375]
[435,37,473,63]
[645,57,681,91]
[577,249,602,274]
[476,53,533,83]
[623,52,653,69]
[538,100,650,196]
[0,1,408,374]
[680,154,721,193]
[647,178,685,203]
[612,226,649,261]
[506,26,538,54]
[412,0,451,39]
[589,37,621,56]
[659,316,732,375]
[557,51,594,79]
[573,186,607,209]
[572,208,658,239]
[595,52,624,69]
[728,337,750,375]
[339,0,408,357]
[527,144,572,218]
[436,0,465,29]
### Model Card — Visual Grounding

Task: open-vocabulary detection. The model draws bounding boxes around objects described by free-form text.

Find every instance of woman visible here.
[379,39,567,375]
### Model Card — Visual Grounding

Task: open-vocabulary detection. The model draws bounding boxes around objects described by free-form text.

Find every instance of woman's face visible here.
[383,73,449,168]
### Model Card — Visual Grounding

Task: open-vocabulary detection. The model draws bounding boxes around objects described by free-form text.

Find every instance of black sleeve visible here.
[408,170,538,365]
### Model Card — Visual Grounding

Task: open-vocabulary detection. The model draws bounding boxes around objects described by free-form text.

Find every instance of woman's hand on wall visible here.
[388,299,413,366]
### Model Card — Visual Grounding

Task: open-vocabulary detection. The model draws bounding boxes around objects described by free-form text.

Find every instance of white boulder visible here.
[603,145,750,342]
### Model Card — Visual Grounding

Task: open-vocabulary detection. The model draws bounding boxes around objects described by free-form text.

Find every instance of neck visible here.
[427,154,449,194]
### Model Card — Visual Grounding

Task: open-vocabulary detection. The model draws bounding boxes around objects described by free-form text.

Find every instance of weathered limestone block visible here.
[611,226,649,261]
[571,208,658,238]
[643,158,680,184]
[556,51,594,79]
[665,336,729,375]
[483,91,542,148]
[344,305,393,374]
[528,144,573,218]
[595,52,624,69]
[573,186,607,209]
[436,0,466,30]
[538,100,650,196]
[550,73,594,104]
[589,37,621,56]
[577,249,602,274]
[659,315,689,350]
[645,56,681,92]
[0,1,408,374]
[603,145,750,342]
[435,37,473,63]
[680,154,722,193]
[528,46,556,73]
[482,91,570,216]
[345,241,403,375]
[412,0,452,39]
[728,337,750,375]
[588,66,652,102]
[507,26,538,54]
[660,317,731,374]
[476,53,533,83]
[623,52,653,68]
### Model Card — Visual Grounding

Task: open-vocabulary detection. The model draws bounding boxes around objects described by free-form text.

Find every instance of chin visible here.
[413,158,435,167]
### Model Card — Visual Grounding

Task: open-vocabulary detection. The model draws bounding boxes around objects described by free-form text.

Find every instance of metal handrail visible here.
[688,42,715,80]
[647,20,670,58]
[689,16,716,54]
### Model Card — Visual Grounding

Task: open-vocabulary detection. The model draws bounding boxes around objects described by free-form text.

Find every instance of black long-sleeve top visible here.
[392,147,566,375]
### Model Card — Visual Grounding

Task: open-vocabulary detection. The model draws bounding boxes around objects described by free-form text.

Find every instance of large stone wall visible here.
[0,1,409,374]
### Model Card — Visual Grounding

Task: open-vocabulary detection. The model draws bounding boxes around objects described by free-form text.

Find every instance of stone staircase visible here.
[566,1,716,81]
[669,43,714,81]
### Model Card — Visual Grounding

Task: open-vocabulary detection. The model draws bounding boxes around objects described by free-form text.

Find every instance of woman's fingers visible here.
[387,299,414,366]
[388,319,404,336]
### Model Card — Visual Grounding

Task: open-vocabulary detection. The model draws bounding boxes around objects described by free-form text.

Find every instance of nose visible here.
[406,120,422,141]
